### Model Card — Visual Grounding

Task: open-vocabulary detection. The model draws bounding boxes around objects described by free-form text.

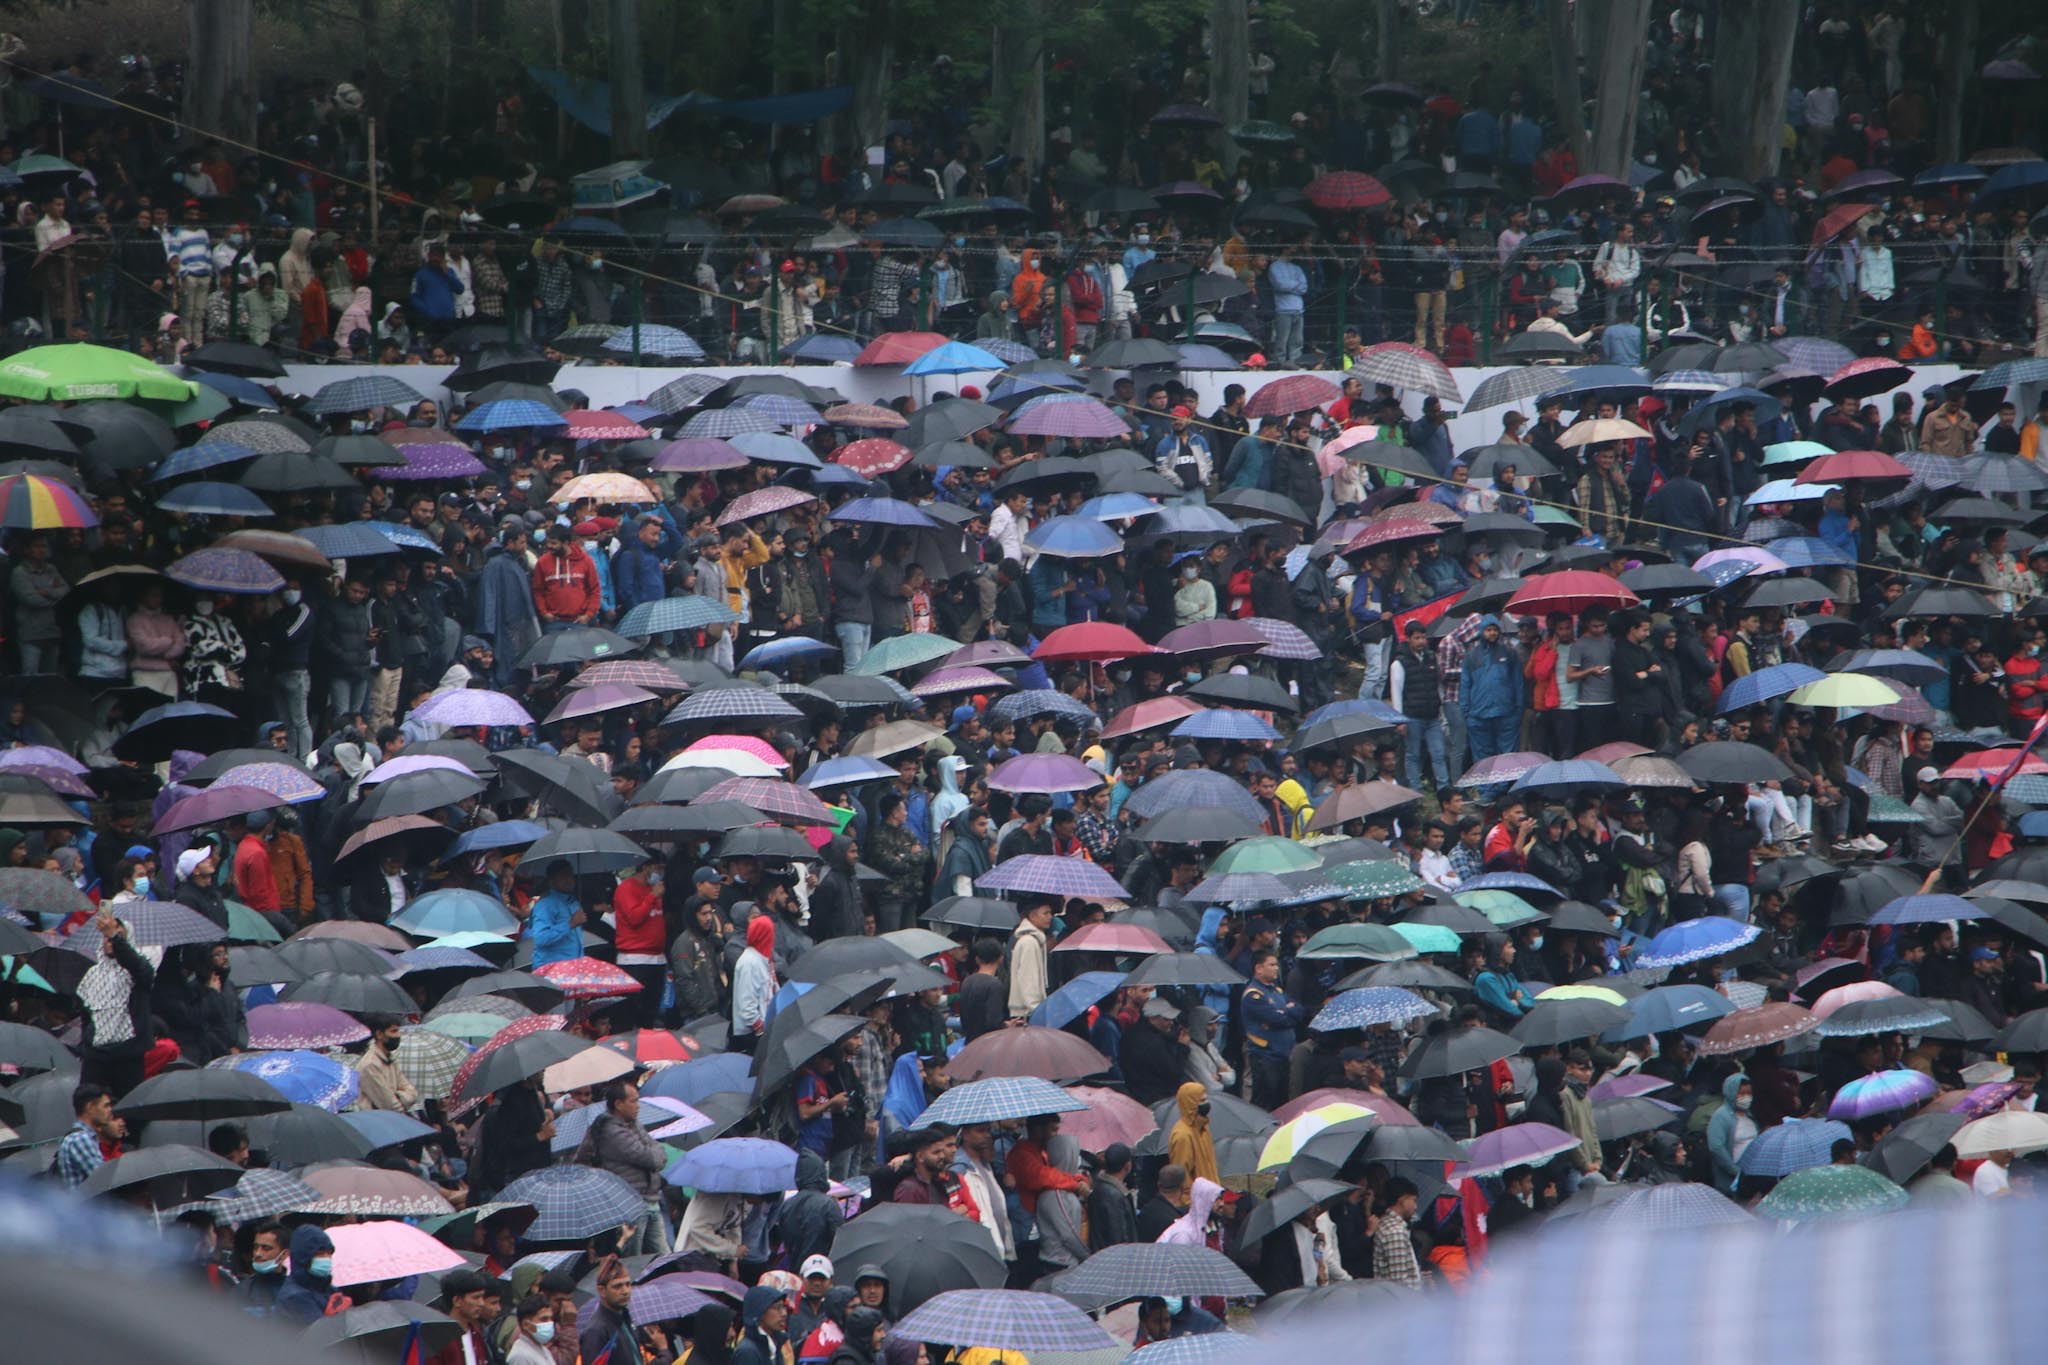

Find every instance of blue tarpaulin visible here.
[527,67,853,134]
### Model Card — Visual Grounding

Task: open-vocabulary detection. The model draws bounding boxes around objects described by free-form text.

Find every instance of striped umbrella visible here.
[1006,398,1130,438]
[893,1290,1123,1353]
[456,399,568,432]
[0,471,99,528]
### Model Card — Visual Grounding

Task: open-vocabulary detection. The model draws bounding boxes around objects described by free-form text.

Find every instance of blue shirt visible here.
[528,889,583,965]
[1267,260,1307,313]
[1600,322,1644,365]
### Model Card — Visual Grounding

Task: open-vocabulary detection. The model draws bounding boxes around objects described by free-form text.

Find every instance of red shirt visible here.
[1007,1137,1082,1214]
[612,877,664,955]
[234,833,280,912]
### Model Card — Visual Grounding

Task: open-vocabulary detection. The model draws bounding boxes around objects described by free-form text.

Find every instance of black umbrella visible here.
[445,347,562,391]
[1495,330,1585,361]
[1210,488,1315,529]
[4,1068,75,1140]
[227,945,304,988]
[1754,854,1842,895]
[1619,564,1717,599]
[1919,998,2001,1043]
[111,703,243,762]
[466,381,569,411]
[236,450,360,493]
[67,401,178,468]
[1185,672,1298,713]
[1146,1090,1274,1142]
[0,914,44,956]
[1360,1125,1466,1164]
[283,971,420,1016]
[115,1069,291,1123]
[1996,1008,2048,1054]
[304,1303,466,1365]
[1292,711,1399,754]
[516,627,642,669]
[308,434,402,468]
[1510,997,1632,1048]
[635,767,732,805]
[0,1019,72,1072]
[276,938,394,977]
[1886,585,1999,618]
[1449,575,1523,616]
[1398,1024,1519,1080]
[1397,901,1498,936]
[1084,337,1183,370]
[143,1102,373,1167]
[1827,864,1926,925]
[829,1203,1008,1313]
[1544,901,1626,936]
[1284,1115,1379,1180]
[752,1012,865,1099]
[611,802,756,840]
[1126,952,1245,988]
[1592,1096,1682,1142]
[1744,577,1837,609]
[1465,443,1562,482]
[407,738,495,776]
[1863,1110,1969,1185]
[449,1030,597,1111]
[715,825,819,862]
[1240,1177,1353,1245]
[923,896,1019,932]
[1970,894,2048,947]
[1255,1278,1415,1325]
[0,408,81,457]
[79,1143,245,1203]
[811,674,907,709]
[188,342,288,377]
[1338,960,1475,993]
[900,400,1001,446]
[1677,741,1792,784]
[1979,845,2048,884]
[494,750,626,826]
[788,937,921,982]
[353,768,487,822]
[448,969,566,1010]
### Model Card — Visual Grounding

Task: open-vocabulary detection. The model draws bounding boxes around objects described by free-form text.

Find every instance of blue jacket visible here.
[528,889,582,965]
[409,264,465,320]
[1267,259,1307,312]
[1349,572,1394,629]
[1474,967,1527,1019]
[1238,981,1303,1055]
[1459,637,1524,720]
[611,541,667,612]
[273,1225,336,1324]
[1029,557,1071,631]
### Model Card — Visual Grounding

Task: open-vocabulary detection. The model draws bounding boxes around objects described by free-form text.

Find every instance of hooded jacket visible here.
[735,1283,791,1365]
[531,542,602,623]
[773,1150,844,1272]
[733,913,778,1036]
[1156,1175,1223,1246]
[1705,1071,1756,1191]
[333,285,373,347]
[1167,1081,1221,1184]
[808,836,864,940]
[1034,1135,1091,1271]
[937,809,991,899]
[878,1052,927,1147]
[831,1307,885,1365]
[273,1224,337,1324]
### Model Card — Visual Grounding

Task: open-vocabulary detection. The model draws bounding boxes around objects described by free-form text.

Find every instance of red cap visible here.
[1170,405,1192,418]
[960,385,982,400]
[1638,396,1665,417]
[1245,353,1268,369]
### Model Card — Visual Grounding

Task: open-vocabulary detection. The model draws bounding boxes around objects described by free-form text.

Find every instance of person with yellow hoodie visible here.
[2020,396,2048,461]
[1167,1081,1221,1184]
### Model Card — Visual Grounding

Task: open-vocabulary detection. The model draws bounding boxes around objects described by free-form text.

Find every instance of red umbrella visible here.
[1060,1085,1160,1149]
[1102,695,1205,738]
[1053,921,1172,955]
[1033,622,1158,662]
[1794,449,1911,484]
[854,331,948,366]
[1941,748,2048,781]
[562,409,651,441]
[1812,201,1879,246]
[946,1025,1109,1082]
[533,956,643,998]
[1505,571,1639,616]
[600,1028,705,1063]
[1304,171,1392,211]
[1822,357,1913,401]
[1246,374,1343,418]
[831,438,914,478]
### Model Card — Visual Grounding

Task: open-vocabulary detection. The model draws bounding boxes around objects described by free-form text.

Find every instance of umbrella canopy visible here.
[947,1026,1108,1082]
[892,1290,1122,1353]
[497,1164,649,1242]
[1050,1243,1261,1303]
[829,1205,1010,1313]
[912,1076,1089,1127]
[1755,1163,1908,1223]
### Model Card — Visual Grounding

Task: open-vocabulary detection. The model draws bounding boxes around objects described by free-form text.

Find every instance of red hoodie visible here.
[530,543,601,622]
[613,875,664,955]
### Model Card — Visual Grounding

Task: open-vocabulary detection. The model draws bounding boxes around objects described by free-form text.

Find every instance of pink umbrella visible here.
[533,956,643,998]
[1102,695,1205,739]
[1053,921,1171,955]
[1694,546,1789,575]
[987,753,1105,795]
[327,1220,468,1286]
[359,754,482,786]
[683,735,789,767]
[717,485,818,526]
[911,666,1013,698]
[563,409,651,441]
[413,689,535,728]
[299,1164,456,1217]
[1810,980,1902,1020]
[546,684,658,723]
[247,1001,371,1049]
[1060,1085,1158,1149]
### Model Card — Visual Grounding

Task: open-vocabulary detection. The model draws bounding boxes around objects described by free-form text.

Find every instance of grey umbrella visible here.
[1862,1110,1969,1185]
[353,768,487,822]
[1240,1178,1354,1245]
[447,969,565,1010]
[829,1203,1009,1314]
[448,1030,598,1113]
[1397,1024,1519,1080]
[281,971,419,1016]
[80,1143,245,1203]
[114,1069,292,1123]
[493,750,625,825]
[276,937,394,978]
[1510,998,1633,1049]
[303,1303,465,1365]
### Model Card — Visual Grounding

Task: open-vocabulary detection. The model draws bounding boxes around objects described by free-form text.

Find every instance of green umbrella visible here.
[1296,923,1418,962]
[13,153,80,178]
[420,1012,514,1045]
[1388,921,1462,955]
[1327,859,1425,899]
[1457,889,1548,929]
[848,633,961,676]
[1756,1163,1909,1224]
[1210,836,1323,876]
[0,344,195,402]
[155,385,235,426]
[224,900,282,944]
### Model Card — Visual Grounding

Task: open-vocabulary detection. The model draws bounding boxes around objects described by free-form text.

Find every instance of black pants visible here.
[621,963,667,1028]
[82,1047,145,1101]
[1248,1050,1290,1109]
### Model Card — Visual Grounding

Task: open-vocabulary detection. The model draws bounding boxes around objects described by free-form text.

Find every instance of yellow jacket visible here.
[718,531,770,616]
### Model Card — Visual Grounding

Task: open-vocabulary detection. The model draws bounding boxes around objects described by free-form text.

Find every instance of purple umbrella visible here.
[360,754,481,785]
[987,754,1105,795]
[153,783,289,835]
[1007,398,1131,439]
[9,764,95,797]
[412,689,536,728]
[545,684,657,723]
[0,745,87,776]
[371,444,488,481]
[1455,751,1552,787]
[1459,1121,1583,1177]
[1156,619,1269,661]
[211,762,326,803]
[978,855,1130,900]
[1827,1069,1938,1122]
[653,438,748,473]
[910,666,1012,698]
[166,546,285,594]
[1588,1073,1675,1104]
[631,1278,719,1326]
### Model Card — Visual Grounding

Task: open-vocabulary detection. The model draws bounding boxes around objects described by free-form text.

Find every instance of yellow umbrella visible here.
[1787,672,1901,709]
[1535,983,1629,1007]
[1255,1102,1376,1171]
[1558,417,1653,447]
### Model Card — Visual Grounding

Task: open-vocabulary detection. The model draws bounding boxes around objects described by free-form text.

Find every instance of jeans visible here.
[1466,712,1521,767]
[276,668,312,759]
[17,639,56,674]
[1713,883,1752,920]
[1360,638,1390,711]
[1405,715,1451,791]
[622,1199,671,1256]
[1604,286,1636,323]
[1442,699,1469,777]
[1271,309,1304,363]
[328,674,369,725]
[835,621,871,671]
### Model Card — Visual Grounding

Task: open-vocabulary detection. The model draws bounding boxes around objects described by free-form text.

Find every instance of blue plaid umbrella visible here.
[457,399,569,433]
[1763,536,1856,569]
[1510,759,1627,795]
[618,596,739,637]
[678,406,777,438]
[1127,1336,1256,1365]
[441,821,548,859]
[1738,1117,1850,1178]
[665,689,804,725]
[632,1279,720,1325]
[191,370,280,408]
[1603,984,1735,1040]
[297,522,404,559]
[912,1076,1089,1127]
[498,1165,648,1241]
[664,1137,798,1194]
[1652,368,1726,393]
[641,1052,755,1106]
[603,325,706,360]
[895,1290,1123,1353]
[976,338,1039,364]
[1773,337,1856,372]
[1635,917,1760,969]
[645,373,723,411]
[978,855,1131,900]
[1457,871,1563,897]
[157,481,273,517]
[339,1109,438,1150]
[1030,970,1127,1031]
[988,690,1096,726]
[1867,893,1981,926]
[1057,1248,1260,1302]
[224,1050,360,1111]
[739,636,840,670]
[1123,769,1264,823]
[782,333,864,362]
[391,888,521,936]
[1172,709,1281,742]
[1716,661,1827,713]
[733,392,823,427]
[1310,986,1437,1032]
[306,375,426,416]
[801,755,897,790]
[374,522,445,554]
[154,442,260,480]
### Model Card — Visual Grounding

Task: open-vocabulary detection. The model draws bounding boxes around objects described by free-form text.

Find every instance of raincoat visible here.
[1167,1081,1220,1184]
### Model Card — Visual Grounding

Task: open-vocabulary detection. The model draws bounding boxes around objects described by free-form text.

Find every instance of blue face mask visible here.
[309,1255,333,1278]
[1163,1296,1184,1317]
[253,1256,285,1275]
[132,876,151,899]
[1529,935,1545,951]
[535,1323,557,1345]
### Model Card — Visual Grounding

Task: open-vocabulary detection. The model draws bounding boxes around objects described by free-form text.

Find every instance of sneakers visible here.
[1858,834,1888,853]
[1832,838,1862,854]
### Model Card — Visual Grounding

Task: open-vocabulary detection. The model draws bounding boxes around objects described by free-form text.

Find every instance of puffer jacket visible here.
[579,1107,668,1198]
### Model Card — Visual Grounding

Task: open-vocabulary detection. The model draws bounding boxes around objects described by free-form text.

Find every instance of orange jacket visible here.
[1011,250,1046,325]
[1894,322,1937,362]
[1007,1136,1082,1214]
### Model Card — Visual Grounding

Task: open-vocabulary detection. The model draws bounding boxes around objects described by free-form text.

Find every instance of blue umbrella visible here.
[441,820,548,860]
[829,496,939,528]
[1738,1117,1851,1178]
[808,465,872,489]
[739,636,840,670]
[641,1052,754,1106]
[905,341,1004,376]
[617,596,738,636]
[372,522,445,554]
[1511,759,1627,795]
[1603,984,1736,1041]
[156,481,274,517]
[1716,661,1827,713]
[1175,343,1242,371]
[297,523,404,559]
[912,1076,1089,1127]
[190,370,279,408]
[800,755,897,790]
[154,442,260,480]
[1456,871,1564,898]
[1916,161,1989,188]
[782,333,864,362]
[732,393,822,427]
[458,399,569,432]
[1078,492,1160,520]
[1635,917,1761,969]
[1867,893,1983,926]
[390,888,521,936]
[1546,364,1652,403]
[1030,970,1128,1031]
[1171,708,1281,742]
[339,1109,438,1151]
[1025,514,1125,558]
[1972,161,2048,207]
[1310,986,1438,1031]
[1763,536,1856,569]
[226,1050,359,1111]
[498,1164,648,1241]
[665,1136,798,1194]
[988,689,1096,725]
[306,375,426,417]
[603,325,706,360]
[1142,504,1241,537]
[1691,384,1776,412]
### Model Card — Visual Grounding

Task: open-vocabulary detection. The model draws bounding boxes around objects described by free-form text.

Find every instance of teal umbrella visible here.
[1756,1163,1909,1224]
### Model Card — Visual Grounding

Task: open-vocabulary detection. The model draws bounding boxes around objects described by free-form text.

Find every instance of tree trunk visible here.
[1710,0,1799,180]
[1934,0,1979,164]
[552,0,572,165]
[991,0,1046,174]
[1373,0,1402,82]
[1546,0,1589,170]
[1209,0,1249,173]
[609,0,647,159]
[184,0,257,149]
[1584,0,1651,177]
[845,0,895,169]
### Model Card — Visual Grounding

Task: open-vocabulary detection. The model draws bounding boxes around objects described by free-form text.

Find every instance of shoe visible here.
[1857,834,1888,852]
[1832,839,1861,854]
[1782,824,1808,842]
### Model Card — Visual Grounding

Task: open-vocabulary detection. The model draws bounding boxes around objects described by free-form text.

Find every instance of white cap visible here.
[176,847,210,880]
[801,1254,834,1279]
[1916,766,1942,785]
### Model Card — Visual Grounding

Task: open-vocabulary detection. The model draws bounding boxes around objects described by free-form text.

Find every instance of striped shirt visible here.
[54,1121,104,1188]
[164,226,213,278]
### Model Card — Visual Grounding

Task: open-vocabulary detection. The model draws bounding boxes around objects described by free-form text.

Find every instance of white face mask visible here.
[282,589,302,606]
[194,600,215,617]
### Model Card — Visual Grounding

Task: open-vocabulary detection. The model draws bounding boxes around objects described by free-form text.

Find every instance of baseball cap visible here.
[175,847,210,879]
[1170,404,1191,418]
[800,1254,834,1279]
[1970,946,2000,963]
[1916,766,1942,785]
[693,865,725,885]
[1142,997,1180,1020]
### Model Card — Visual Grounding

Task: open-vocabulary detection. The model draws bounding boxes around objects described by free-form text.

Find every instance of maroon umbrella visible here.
[1246,374,1342,418]
[946,1025,1109,1082]
[1547,174,1632,207]
[1822,356,1913,401]
[1304,171,1391,211]
[1006,399,1130,439]
[153,783,288,836]
[1812,201,1879,246]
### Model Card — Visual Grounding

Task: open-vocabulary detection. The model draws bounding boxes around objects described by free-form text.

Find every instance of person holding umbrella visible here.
[528,859,586,967]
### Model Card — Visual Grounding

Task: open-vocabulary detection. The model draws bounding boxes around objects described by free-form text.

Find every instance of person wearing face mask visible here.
[506,1294,560,1365]
[182,592,246,709]
[1172,556,1216,626]
[273,1224,344,1324]
[356,1013,420,1112]
[1705,1073,1757,1192]
[260,576,316,758]
[238,1221,290,1315]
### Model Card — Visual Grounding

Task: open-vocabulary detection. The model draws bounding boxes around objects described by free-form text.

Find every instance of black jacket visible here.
[1118,1019,1187,1106]
[1087,1174,1141,1250]
[959,973,1008,1041]
[1271,447,1322,523]
[1136,1193,1185,1242]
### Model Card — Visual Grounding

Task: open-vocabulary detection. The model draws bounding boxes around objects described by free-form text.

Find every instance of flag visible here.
[1991,711,2048,789]
[1391,589,1461,638]
[399,1322,425,1365]
[1459,1176,1491,1267]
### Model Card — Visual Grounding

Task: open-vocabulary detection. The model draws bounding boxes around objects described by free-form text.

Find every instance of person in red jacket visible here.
[611,855,666,1026]
[1007,1112,1090,1218]
[2004,640,2045,738]
[233,809,281,918]
[1065,261,1104,345]
[531,522,601,628]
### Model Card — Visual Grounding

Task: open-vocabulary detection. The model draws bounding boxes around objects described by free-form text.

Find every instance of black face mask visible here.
[1195,1102,1211,1117]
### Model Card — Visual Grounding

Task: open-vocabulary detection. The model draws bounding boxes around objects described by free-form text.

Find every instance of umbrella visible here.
[114,1068,291,1123]
[666,1136,798,1195]
[304,1303,464,1364]
[830,1206,1009,1313]
[947,1026,1108,1082]
[1605,984,1734,1039]
[1051,1243,1260,1302]
[1738,1117,1854,1177]
[892,1290,1122,1353]
[1397,1025,1518,1080]
[1756,1163,1908,1223]
[1829,1070,1939,1121]
[1057,1084,1159,1149]
[1460,1122,1584,1178]
[497,1164,649,1242]
[1677,741,1793,784]
[1862,1110,1971,1185]
[912,1076,1089,1127]
[246,1001,370,1050]
[1592,1096,1684,1142]
[222,1050,360,1112]
[1951,1109,2048,1158]
[978,856,1128,901]
[1510,997,1632,1048]
[79,1144,244,1204]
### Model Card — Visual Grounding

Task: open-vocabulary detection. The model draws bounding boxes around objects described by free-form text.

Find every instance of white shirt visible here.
[1973,1160,2011,1196]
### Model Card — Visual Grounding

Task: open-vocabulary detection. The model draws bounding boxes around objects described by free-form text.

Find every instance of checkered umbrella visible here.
[1303,171,1391,210]
[1739,1117,1852,1178]
[1774,336,1856,372]
[617,596,738,637]
[987,689,1096,726]
[603,325,706,360]
[1468,366,1577,411]
[1172,709,1281,742]
[158,441,260,478]
[1348,345,1461,403]
[1053,1246,1261,1302]
[679,406,777,438]
[894,1290,1123,1353]
[732,392,822,427]
[305,375,426,416]
[1244,374,1341,418]
[1122,768,1264,822]
[911,1075,1089,1128]
[206,1167,325,1220]
[498,1165,648,1242]
[647,374,724,412]
[456,399,568,433]
[632,1279,720,1326]
[1006,398,1130,438]
[697,777,837,825]
[666,689,805,725]
[977,855,1129,900]
[388,1027,472,1098]
[61,899,229,955]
